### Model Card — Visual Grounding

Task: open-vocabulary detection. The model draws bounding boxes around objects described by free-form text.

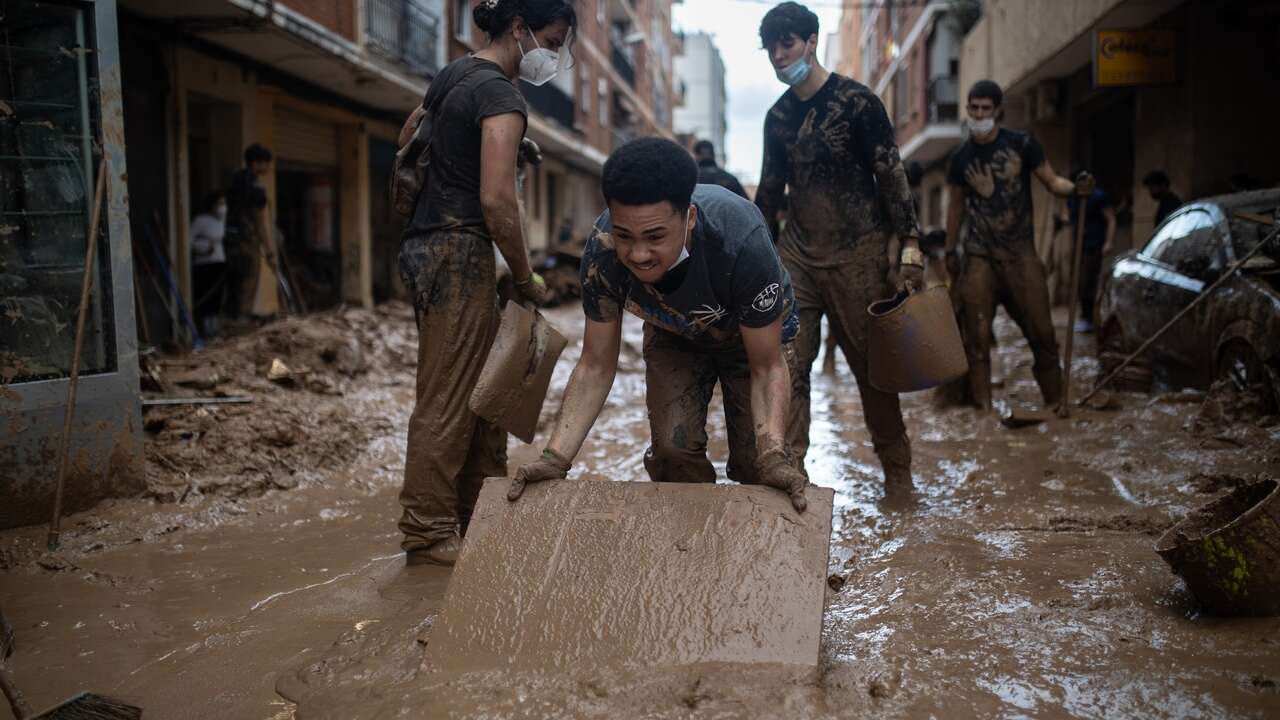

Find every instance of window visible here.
[597,0,606,26]
[928,186,942,227]
[1143,209,1220,278]
[581,64,592,117]
[0,1,115,383]
[454,0,473,43]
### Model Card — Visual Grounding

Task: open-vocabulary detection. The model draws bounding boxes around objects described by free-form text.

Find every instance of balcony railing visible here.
[523,82,576,130]
[927,75,959,123]
[367,0,441,77]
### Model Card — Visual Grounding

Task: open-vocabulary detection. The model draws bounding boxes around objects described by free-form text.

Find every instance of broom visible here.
[1,609,141,719]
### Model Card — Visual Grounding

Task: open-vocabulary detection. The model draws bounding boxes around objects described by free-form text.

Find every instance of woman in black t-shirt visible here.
[396,0,577,566]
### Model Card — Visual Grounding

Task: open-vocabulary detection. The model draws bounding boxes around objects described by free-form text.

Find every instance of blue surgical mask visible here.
[776,57,812,86]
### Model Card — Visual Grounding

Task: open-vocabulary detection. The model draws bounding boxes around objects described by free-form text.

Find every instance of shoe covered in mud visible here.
[405,535,464,567]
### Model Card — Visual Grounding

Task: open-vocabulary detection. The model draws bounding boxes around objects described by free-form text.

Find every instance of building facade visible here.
[673,32,727,165]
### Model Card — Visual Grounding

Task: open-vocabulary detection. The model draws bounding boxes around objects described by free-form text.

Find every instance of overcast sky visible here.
[673,0,842,186]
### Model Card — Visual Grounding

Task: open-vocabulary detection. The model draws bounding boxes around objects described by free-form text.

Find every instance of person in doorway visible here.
[693,140,749,200]
[1062,174,1116,333]
[945,79,1094,411]
[190,191,228,337]
[507,137,808,511]
[1142,170,1182,227]
[225,144,275,320]
[395,0,574,566]
[753,2,923,493]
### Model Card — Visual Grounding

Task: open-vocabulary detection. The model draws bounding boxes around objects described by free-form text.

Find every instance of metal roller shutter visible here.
[273,106,338,167]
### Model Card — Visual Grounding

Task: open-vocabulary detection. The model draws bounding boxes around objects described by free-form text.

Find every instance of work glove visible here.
[515,272,548,307]
[756,448,808,513]
[1074,171,1096,197]
[507,448,572,501]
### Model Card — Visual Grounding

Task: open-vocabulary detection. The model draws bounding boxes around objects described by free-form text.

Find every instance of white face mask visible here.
[968,116,996,136]
[518,33,560,87]
[668,210,692,272]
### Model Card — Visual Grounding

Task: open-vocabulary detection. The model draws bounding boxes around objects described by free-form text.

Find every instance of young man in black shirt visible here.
[509,138,809,512]
[754,2,923,493]
[224,144,274,319]
[693,140,749,200]
[945,80,1092,411]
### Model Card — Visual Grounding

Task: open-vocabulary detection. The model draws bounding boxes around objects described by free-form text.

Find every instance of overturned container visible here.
[867,287,968,394]
[470,301,568,444]
[1156,478,1280,616]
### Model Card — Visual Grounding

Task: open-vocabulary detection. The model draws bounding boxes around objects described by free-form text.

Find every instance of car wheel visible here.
[1217,340,1278,413]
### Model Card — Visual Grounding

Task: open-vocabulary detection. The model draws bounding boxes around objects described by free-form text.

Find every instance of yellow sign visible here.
[1094,30,1177,87]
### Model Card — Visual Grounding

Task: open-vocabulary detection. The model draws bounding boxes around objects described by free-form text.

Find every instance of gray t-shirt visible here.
[581,185,799,347]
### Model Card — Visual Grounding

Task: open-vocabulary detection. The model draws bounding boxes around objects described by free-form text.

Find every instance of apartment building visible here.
[673,31,728,165]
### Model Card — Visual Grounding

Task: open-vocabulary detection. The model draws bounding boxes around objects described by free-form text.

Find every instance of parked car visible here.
[1096,189,1280,407]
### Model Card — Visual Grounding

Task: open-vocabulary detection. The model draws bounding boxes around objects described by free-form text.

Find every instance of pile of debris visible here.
[141,302,419,502]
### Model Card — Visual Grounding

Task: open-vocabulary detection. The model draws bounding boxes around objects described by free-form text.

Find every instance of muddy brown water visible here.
[2,304,1279,719]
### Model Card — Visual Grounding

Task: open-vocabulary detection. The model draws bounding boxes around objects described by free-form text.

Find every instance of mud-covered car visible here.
[1097,189,1280,406]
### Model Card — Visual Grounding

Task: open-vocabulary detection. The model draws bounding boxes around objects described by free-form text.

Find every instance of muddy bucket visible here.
[1155,479,1280,616]
[470,301,568,444]
[867,287,968,393]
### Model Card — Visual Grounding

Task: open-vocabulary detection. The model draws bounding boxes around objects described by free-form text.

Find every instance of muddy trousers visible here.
[397,232,507,550]
[642,325,799,485]
[959,252,1062,409]
[782,244,912,485]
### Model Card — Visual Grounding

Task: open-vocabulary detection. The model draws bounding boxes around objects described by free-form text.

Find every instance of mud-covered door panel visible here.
[1141,209,1218,385]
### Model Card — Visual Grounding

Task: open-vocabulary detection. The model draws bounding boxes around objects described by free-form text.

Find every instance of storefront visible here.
[1,0,144,529]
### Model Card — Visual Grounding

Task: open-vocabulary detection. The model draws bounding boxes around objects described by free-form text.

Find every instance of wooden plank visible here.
[423,478,834,676]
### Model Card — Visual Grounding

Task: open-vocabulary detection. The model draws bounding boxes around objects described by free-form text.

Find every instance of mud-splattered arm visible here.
[479,112,534,283]
[857,95,922,243]
[754,117,789,243]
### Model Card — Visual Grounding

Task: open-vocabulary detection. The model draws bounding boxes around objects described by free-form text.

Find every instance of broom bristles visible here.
[34,692,142,720]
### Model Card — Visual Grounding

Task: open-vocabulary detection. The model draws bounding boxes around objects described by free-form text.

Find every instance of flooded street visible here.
[2,302,1278,719]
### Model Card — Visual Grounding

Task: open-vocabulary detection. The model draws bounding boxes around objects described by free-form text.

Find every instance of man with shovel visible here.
[945,79,1094,412]
[507,137,810,511]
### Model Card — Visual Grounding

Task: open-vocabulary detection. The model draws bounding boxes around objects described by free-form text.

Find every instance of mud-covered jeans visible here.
[959,251,1063,409]
[397,232,507,550]
[781,239,912,485]
[642,324,799,485]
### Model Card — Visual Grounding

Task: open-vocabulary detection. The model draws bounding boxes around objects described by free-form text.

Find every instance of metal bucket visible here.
[1155,478,1280,616]
[867,287,968,393]
[469,302,568,444]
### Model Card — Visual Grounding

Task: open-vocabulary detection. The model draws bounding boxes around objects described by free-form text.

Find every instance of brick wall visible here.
[283,0,356,41]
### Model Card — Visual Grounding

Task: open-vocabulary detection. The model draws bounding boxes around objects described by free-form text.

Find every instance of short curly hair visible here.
[759,2,819,50]
[602,137,697,211]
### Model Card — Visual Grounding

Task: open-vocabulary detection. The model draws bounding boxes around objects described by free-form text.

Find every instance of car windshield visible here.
[1228,201,1279,261]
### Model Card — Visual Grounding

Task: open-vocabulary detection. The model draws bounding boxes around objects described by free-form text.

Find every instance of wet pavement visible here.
[2,303,1279,719]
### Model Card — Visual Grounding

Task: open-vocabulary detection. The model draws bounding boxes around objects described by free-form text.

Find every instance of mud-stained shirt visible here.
[947,129,1046,257]
[580,185,799,347]
[755,73,920,268]
[406,56,527,238]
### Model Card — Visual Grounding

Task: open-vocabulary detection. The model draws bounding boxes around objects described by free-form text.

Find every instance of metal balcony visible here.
[927,75,959,123]
[366,0,441,78]
[523,82,576,130]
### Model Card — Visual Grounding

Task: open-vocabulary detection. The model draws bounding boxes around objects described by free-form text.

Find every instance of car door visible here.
[1140,208,1223,382]
[1125,211,1192,343]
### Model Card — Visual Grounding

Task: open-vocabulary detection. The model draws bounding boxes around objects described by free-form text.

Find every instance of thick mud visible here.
[2,304,1279,719]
